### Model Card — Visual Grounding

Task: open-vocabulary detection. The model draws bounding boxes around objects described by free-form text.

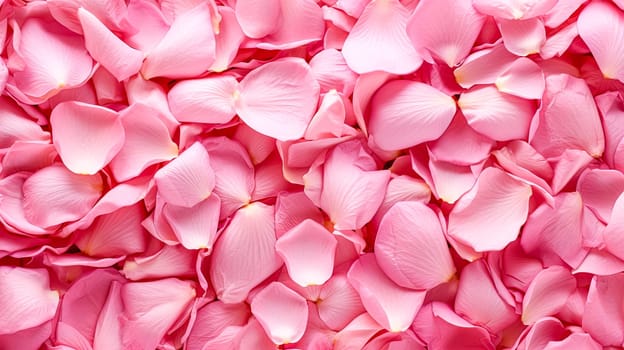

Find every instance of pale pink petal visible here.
[472,0,557,19]
[521,266,576,325]
[1,141,56,177]
[596,92,624,167]
[369,80,456,151]
[168,75,238,124]
[155,142,215,208]
[231,318,275,349]
[254,0,324,50]
[429,158,481,204]
[309,49,358,95]
[122,245,196,281]
[407,0,486,67]
[187,301,250,350]
[0,267,59,334]
[276,219,337,287]
[498,18,546,56]
[454,260,518,333]
[347,254,426,332]
[124,0,169,51]
[235,0,280,38]
[78,8,143,81]
[23,164,103,228]
[448,167,532,251]
[236,57,320,141]
[233,123,276,165]
[252,153,297,201]
[578,1,624,82]
[453,44,517,89]
[521,193,587,268]
[543,333,602,350]
[51,101,124,175]
[428,112,495,165]
[210,7,245,72]
[125,76,179,135]
[13,17,92,99]
[210,203,282,303]
[202,137,255,219]
[319,141,390,230]
[353,71,393,135]
[110,103,179,182]
[604,193,624,260]
[316,273,365,331]
[0,96,49,148]
[342,0,421,74]
[275,191,324,238]
[412,302,495,350]
[583,274,624,346]
[530,74,605,158]
[514,317,568,350]
[459,85,535,141]
[543,0,587,28]
[304,90,346,140]
[492,140,553,193]
[333,313,383,350]
[251,282,308,345]
[495,57,545,99]
[549,149,594,194]
[163,195,220,250]
[121,278,196,350]
[373,175,431,225]
[375,201,456,290]
[540,22,578,60]
[74,203,147,257]
[141,3,215,79]
[93,281,123,350]
[573,249,624,276]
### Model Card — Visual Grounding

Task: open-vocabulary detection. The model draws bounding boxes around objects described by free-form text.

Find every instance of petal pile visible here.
[0,1,623,349]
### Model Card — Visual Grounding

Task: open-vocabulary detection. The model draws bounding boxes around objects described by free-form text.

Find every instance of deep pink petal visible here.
[236,57,320,141]
[375,201,455,290]
[51,101,124,175]
[210,203,282,303]
[448,167,532,251]
[604,193,624,260]
[543,333,602,350]
[369,80,456,151]
[251,282,308,345]
[348,254,426,332]
[342,0,421,74]
[407,0,486,67]
[93,281,124,350]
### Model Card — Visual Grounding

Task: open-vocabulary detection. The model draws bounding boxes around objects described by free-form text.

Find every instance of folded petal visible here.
[459,85,535,141]
[155,142,215,208]
[78,8,143,81]
[13,17,92,99]
[163,195,220,250]
[375,201,455,290]
[583,274,624,346]
[448,167,532,251]
[347,254,426,332]
[530,74,605,158]
[369,80,456,151]
[407,0,486,67]
[309,49,358,95]
[121,278,196,350]
[122,245,196,281]
[276,219,336,287]
[187,301,250,350]
[453,44,516,89]
[578,1,624,82]
[304,90,346,140]
[210,202,282,303]
[498,17,546,56]
[604,193,624,260]
[455,260,517,333]
[93,281,124,350]
[110,103,179,182]
[521,192,587,268]
[543,333,602,350]
[521,266,576,325]
[236,57,320,141]
[342,0,421,74]
[319,141,390,230]
[51,101,124,175]
[0,267,59,334]
[23,164,103,228]
[495,57,545,99]
[0,96,49,148]
[168,75,238,124]
[141,3,215,79]
[251,282,308,345]
[472,0,557,19]
[316,273,365,330]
